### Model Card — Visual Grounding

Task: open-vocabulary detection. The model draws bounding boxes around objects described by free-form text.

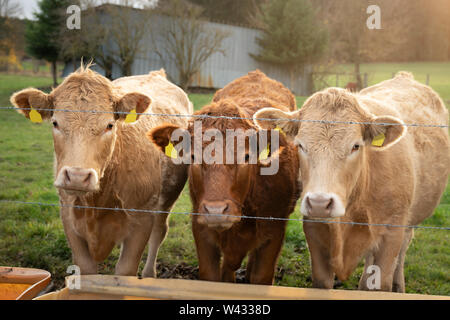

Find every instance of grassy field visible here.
[320,62,450,106]
[0,62,449,295]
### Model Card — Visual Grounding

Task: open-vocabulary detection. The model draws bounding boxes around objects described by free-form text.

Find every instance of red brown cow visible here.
[148,70,301,284]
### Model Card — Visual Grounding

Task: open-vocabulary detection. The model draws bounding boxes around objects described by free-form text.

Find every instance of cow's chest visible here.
[71,208,130,261]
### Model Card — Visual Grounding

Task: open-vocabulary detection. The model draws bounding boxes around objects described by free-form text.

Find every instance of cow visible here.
[10,64,192,277]
[148,70,301,284]
[345,82,358,92]
[254,72,450,292]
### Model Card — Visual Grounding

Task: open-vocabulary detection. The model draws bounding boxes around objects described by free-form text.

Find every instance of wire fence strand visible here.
[1,106,449,128]
[1,199,449,231]
[1,105,448,231]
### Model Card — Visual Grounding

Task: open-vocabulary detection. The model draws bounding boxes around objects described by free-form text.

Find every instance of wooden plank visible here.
[33,275,450,300]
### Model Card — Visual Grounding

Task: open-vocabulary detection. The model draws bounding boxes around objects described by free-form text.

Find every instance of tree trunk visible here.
[354,62,362,90]
[51,61,58,87]
[289,68,296,94]
[104,58,113,80]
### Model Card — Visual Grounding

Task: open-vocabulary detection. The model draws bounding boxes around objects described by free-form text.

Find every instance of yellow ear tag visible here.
[275,126,284,135]
[372,133,385,147]
[165,141,178,159]
[258,143,270,161]
[29,109,43,123]
[125,109,137,123]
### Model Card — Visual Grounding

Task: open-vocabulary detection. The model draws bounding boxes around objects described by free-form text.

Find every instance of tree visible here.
[314,0,416,87]
[59,1,114,77]
[153,0,229,90]
[105,1,156,76]
[59,0,156,78]
[252,0,328,93]
[189,0,265,26]
[26,0,69,86]
[0,0,23,71]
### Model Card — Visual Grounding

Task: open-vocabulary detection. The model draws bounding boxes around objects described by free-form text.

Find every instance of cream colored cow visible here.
[254,72,449,292]
[11,65,193,277]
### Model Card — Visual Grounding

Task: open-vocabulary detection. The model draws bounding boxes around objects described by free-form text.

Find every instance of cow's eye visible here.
[106,123,114,130]
[352,144,360,153]
[52,121,58,128]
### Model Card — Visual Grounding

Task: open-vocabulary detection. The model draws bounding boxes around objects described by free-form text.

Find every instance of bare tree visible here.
[0,0,22,71]
[60,0,156,78]
[105,0,156,76]
[153,0,229,90]
[0,0,21,17]
[315,0,411,89]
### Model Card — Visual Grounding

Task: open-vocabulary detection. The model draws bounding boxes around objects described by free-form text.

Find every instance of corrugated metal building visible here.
[63,11,309,95]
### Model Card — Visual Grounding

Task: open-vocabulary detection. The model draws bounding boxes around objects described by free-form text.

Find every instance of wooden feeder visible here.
[0,266,51,300]
[35,275,449,300]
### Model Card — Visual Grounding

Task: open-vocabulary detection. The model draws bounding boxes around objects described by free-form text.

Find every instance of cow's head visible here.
[254,88,406,219]
[148,99,281,230]
[10,65,151,194]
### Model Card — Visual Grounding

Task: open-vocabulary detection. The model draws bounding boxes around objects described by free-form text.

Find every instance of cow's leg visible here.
[60,207,97,274]
[116,213,153,276]
[370,229,405,292]
[221,248,248,283]
[392,229,413,293]
[193,221,221,281]
[248,232,285,285]
[358,253,375,290]
[245,251,256,283]
[141,213,169,278]
[304,223,335,289]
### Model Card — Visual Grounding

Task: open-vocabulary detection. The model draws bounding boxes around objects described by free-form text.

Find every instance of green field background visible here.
[0,62,448,295]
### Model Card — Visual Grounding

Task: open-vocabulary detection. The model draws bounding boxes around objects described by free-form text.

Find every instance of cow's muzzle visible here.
[197,200,241,230]
[54,166,99,193]
[300,192,345,218]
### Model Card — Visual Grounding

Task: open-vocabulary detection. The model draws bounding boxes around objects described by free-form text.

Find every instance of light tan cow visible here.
[10,64,192,277]
[254,72,450,292]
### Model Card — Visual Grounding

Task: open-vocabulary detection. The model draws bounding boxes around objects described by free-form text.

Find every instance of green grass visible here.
[319,62,450,106]
[0,65,448,295]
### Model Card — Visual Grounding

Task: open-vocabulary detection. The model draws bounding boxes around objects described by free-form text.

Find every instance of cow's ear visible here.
[365,115,406,150]
[147,124,183,154]
[253,108,300,139]
[115,93,151,121]
[10,88,53,120]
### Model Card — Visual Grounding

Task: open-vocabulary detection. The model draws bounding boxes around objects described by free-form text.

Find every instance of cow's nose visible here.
[198,200,240,229]
[55,166,99,192]
[307,194,333,213]
[203,202,229,215]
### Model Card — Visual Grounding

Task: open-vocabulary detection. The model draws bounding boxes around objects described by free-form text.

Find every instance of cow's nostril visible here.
[65,169,71,182]
[326,198,333,210]
[83,172,91,183]
[306,196,312,210]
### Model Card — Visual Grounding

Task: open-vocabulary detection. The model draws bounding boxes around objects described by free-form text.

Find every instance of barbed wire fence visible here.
[0,105,449,232]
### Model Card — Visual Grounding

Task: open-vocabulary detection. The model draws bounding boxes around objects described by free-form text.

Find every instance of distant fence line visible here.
[315,71,434,90]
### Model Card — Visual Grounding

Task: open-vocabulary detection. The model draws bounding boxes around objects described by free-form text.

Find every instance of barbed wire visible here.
[1,199,449,231]
[1,105,448,231]
[1,106,449,128]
